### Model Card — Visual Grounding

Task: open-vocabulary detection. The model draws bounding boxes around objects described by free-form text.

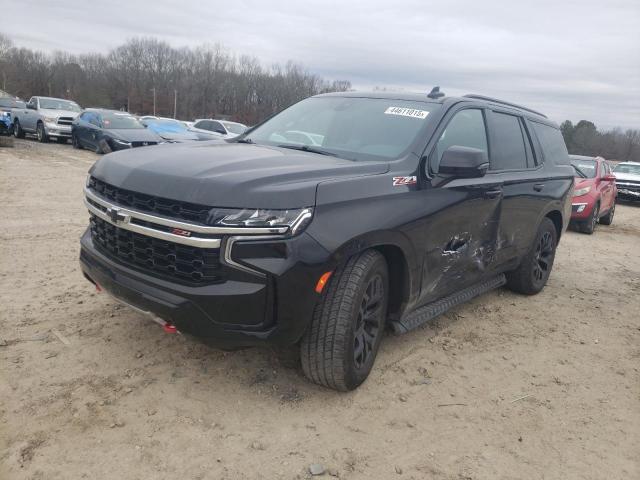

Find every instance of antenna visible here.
[427,86,445,99]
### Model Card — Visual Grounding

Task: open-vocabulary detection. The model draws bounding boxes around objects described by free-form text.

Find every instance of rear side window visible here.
[531,122,570,165]
[432,109,488,170]
[490,112,528,170]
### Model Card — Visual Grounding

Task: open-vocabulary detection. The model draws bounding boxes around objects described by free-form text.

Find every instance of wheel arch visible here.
[545,209,563,241]
[324,231,417,322]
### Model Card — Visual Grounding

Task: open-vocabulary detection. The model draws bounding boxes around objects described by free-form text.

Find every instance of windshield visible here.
[39,98,81,112]
[221,121,246,135]
[102,113,144,130]
[614,163,640,175]
[244,97,440,161]
[570,159,597,178]
[142,118,187,131]
[0,98,25,109]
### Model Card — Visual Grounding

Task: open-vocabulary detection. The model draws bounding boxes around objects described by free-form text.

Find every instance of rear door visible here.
[599,161,615,212]
[484,109,545,267]
[418,107,503,303]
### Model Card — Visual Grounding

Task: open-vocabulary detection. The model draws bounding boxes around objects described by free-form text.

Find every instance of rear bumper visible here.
[79,228,330,348]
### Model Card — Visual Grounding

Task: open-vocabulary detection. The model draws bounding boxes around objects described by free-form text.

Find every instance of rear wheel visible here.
[13,119,25,139]
[506,217,557,295]
[581,202,599,234]
[36,122,48,143]
[599,203,615,225]
[300,250,388,391]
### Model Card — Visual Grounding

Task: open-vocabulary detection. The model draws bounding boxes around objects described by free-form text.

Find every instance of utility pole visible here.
[173,89,177,119]
[151,88,156,116]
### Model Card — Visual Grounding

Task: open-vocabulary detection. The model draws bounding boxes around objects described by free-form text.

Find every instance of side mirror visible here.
[215,128,226,135]
[27,103,36,110]
[602,174,616,182]
[438,146,489,178]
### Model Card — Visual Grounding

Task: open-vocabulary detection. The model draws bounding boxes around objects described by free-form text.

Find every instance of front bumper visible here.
[616,183,640,200]
[45,122,72,137]
[79,227,331,348]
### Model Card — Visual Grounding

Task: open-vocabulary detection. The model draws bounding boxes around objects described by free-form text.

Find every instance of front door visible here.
[418,107,503,304]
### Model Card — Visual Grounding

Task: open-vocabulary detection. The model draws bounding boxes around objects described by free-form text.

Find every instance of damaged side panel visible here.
[418,183,502,304]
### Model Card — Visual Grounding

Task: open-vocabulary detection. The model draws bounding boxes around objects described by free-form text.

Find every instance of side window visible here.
[88,113,100,127]
[531,122,570,165]
[432,109,488,171]
[210,121,226,134]
[599,162,606,177]
[28,98,37,109]
[489,112,528,170]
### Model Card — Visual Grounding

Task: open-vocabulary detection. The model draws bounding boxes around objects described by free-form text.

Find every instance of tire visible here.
[599,203,615,226]
[300,250,388,391]
[13,119,25,139]
[72,133,82,150]
[581,202,599,234]
[36,122,48,143]
[506,217,557,295]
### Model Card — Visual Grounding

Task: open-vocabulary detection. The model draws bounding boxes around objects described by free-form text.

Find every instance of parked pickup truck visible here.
[80,89,574,391]
[13,96,82,143]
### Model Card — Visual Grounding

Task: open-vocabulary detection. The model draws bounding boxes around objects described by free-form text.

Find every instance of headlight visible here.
[43,116,57,123]
[573,186,591,197]
[205,207,313,234]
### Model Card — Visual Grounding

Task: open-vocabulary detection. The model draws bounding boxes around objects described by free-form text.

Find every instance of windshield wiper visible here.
[277,144,337,157]
[572,165,587,178]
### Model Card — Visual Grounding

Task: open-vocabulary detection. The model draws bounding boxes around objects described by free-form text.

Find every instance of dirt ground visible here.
[1,138,639,480]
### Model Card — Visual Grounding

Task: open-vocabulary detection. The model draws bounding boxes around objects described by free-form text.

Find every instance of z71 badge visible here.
[392,176,417,186]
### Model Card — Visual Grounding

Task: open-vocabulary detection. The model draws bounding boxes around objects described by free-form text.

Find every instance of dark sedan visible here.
[72,109,163,153]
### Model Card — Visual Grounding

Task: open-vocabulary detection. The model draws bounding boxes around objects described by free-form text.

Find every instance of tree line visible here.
[560,120,640,162]
[0,33,351,125]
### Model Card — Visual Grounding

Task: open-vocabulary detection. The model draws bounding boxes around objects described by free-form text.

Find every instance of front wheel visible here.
[599,203,615,225]
[300,250,388,391]
[13,120,25,139]
[72,133,82,149]
[580,202,599,234]
[36,122,48,143]
[506,217,558,295]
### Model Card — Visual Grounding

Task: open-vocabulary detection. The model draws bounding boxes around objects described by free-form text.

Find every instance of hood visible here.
[614,171,640,182]
[40,108,79,119]
[109,128,163,143]
[573,177,595,189]
[90,142,389,209]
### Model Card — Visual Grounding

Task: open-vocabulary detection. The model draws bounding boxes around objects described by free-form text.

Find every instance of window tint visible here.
[531,122,570,165]
[433,109,487,170]
[490,112,528,170]
[210,121,225,133]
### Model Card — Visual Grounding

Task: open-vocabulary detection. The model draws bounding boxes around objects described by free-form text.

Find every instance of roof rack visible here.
[463,94,547,118]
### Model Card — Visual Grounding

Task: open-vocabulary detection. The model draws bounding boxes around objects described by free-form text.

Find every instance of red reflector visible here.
[95,283,102,292]
[315,271,333,294]
[163,324,178,334]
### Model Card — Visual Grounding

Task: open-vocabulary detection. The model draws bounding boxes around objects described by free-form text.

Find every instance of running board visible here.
[390,274,506,335]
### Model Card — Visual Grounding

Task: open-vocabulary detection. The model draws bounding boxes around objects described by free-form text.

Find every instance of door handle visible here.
[484,188,502,198]
[533,183,545,192]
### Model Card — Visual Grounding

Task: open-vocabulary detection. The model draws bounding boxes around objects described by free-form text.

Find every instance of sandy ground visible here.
[1,138,639,480]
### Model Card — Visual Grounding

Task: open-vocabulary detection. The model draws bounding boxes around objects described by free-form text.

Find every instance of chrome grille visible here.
[57,117,74,125]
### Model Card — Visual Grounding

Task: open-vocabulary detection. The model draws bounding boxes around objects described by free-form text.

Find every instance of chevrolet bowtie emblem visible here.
[107,206,126,223]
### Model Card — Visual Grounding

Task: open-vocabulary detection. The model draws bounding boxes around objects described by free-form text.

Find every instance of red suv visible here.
[569,155,617,233]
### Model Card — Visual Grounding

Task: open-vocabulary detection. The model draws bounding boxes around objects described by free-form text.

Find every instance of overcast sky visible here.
[3,0,639,128]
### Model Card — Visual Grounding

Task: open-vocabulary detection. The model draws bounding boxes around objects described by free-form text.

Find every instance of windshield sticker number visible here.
[384,107,429,119]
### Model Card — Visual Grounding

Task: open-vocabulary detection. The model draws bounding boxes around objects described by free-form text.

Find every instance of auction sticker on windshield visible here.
[384,107,429,119]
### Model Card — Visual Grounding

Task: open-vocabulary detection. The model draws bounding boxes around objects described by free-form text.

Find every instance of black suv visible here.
[80,90,573,391]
